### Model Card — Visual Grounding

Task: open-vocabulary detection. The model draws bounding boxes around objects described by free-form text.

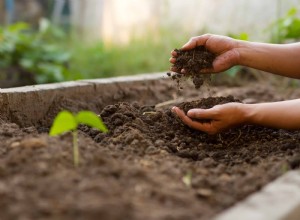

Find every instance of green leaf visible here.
[238,32,249,41]
[49,111,77,136]
[287,7,297,17]
[7,22,30,33]
[75,111,108,133]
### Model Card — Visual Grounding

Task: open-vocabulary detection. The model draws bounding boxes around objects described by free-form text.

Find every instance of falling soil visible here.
[169,46,215,89]
[0,83,300,220]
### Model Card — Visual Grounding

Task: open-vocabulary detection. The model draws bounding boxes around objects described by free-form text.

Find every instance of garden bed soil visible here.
[0,79,300,220]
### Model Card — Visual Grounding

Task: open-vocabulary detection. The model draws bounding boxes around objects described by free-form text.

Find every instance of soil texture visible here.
[169,46,215,89]
[0,83,300,220]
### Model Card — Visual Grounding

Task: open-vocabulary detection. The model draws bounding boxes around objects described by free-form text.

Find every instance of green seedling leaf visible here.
[49,110,108,167]
[75,111,108,132]
[49,111,77,136]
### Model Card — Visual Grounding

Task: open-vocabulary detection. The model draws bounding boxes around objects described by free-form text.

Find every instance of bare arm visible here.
[244,99,300,129]
[237,41,300,79]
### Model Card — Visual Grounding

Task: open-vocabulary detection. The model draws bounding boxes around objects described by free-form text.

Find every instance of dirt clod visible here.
[169,46,215,89]
[178,96,239,114]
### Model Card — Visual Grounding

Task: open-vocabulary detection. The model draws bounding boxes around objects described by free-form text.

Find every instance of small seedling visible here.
[182,171,193,187]
[49,110,108,167]
[142,111,157,115]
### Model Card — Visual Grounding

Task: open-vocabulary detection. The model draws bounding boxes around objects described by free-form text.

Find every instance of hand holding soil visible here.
[170,33,300,133]
[170,34,240,74]
[169,46,215,89]
[172,103,246,135]
[172,96,245,134]
[168,34,240,89]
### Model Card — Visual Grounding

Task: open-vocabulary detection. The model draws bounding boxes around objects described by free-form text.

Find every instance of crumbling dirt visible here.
[0,84,300,220]
[169,46,215,89]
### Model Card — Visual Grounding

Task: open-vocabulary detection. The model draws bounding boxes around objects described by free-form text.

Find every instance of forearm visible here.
[236,40,300,79]
[243,99,300,129]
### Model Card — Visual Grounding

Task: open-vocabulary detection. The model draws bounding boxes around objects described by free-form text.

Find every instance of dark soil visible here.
[177,96,240,114]
[0,83,300,220]
[169,46,215,89]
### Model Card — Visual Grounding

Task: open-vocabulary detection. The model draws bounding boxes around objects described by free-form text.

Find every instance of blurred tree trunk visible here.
[0,1,4,24]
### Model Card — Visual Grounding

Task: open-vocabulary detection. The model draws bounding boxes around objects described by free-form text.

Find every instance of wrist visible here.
[234,39,251,66]
[241,103,259,125]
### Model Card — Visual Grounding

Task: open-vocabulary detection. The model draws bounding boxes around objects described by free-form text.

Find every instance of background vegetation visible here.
[1,2,300,87]
[0,19,190,86]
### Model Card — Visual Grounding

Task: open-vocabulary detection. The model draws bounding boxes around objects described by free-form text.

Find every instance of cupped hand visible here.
[169,34,240,73]
[172,102,247,135]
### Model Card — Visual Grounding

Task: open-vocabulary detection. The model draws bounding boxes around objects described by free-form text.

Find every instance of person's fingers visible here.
[169,57,176,64]
[170,66,179,72]
[171,50,177,57]
[172,107,218,134]
[192,123,218,135]
[169,67,186,75]
[181,38,198,50]
[199,68,216,74]
[187,108,218,120]
[172,107,200,127]
[181,34,211,51]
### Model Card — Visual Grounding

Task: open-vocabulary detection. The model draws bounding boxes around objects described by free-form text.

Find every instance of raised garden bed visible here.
[0,73,300,220]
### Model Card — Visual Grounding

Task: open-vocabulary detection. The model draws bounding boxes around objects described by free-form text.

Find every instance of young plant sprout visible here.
[49,110,108,166]
[182,171,193,187]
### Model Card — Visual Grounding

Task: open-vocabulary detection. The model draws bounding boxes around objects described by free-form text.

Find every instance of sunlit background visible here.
[0,0,300,87]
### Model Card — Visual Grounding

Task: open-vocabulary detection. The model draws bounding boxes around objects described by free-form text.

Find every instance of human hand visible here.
[172,102,246,135]
[169,34,240,73]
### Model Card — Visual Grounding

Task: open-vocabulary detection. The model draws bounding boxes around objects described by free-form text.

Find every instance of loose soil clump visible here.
[178,96,240,114]
[177,96,240,123]
[169,46,215,89]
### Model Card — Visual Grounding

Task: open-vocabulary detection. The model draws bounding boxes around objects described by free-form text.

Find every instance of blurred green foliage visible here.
[228,32,249,41]
[269,7,300,43]
[69,35,177,79]
[225,6,300,79]
[1,20,186,86]
[2,6,300,87]
[0,19,75,84]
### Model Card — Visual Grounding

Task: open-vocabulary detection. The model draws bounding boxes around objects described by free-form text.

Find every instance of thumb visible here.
[181,40,197,51]
[187,108,217,120]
